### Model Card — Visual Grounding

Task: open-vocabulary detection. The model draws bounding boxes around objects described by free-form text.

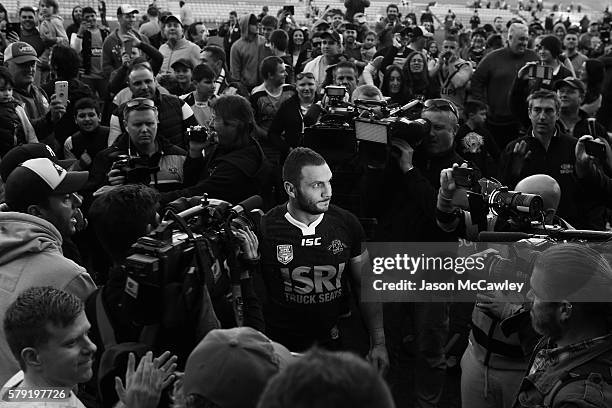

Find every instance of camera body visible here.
[453,167,481,189]
[186,125,209,143]
[122,196,262,326]
[111,154,160,184]
[585,139,607,160]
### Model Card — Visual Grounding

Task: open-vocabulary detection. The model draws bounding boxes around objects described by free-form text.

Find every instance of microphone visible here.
[389,99,422,116]
[229,195,263,218]
[478,231,533,242]
[354,99,388,107]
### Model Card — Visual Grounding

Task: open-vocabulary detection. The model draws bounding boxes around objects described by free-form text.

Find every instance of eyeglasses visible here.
[125,98,157,113]
[423,99,459,120]
[296,72,315,80]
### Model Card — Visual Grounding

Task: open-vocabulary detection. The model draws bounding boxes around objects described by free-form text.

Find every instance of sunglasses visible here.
[296,72,315,80]
[125,98,157,112]
[423,98,459,120]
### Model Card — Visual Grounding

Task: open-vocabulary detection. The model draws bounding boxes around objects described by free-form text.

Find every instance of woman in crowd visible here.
[0,3,7,24]
[536,35,573,84]
[581,58,605,117]
[66,5,83,40]
[402,51,438,100]
[427,39,439,59]
[268,72,319,161]
[381,65,409,105]
[288,28,309,75]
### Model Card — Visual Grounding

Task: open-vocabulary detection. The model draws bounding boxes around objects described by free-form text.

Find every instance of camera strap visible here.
[95,289,158,348]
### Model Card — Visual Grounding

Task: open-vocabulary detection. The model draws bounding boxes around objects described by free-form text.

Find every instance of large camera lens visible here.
[391,118,431,148]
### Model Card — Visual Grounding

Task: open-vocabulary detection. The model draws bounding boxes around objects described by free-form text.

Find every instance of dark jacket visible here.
[373,148,466,241]
[66,125,110,170]
[267,94,320,160]
[159,137,272,207]
[498,128,582,227]
[513,334,612,408]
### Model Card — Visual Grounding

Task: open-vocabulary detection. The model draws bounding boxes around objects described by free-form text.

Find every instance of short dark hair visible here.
[333,61,357,76]
[82,6,96,16]
[212,94,255,134]
[257,348,394,408]
[464,99,488,117]
[0,66,14,88]
[260,56,284,80]
[202,45,226,65]
[40,0,59,13]
[147,5,159,16]
[527,89,561,113]
[89,184,160,261]
[270,29,289,52]
[74,97,100,115]
[282,147,326,186]
[51,45,81,79]
[128,62,154,77]
[19,6,36,15]
[261,15,278,28]
[386,4,399,12]
[4,287,83,371]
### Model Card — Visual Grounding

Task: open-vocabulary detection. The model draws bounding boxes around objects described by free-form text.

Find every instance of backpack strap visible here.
[543,340,612,407]
[95,289,117,349]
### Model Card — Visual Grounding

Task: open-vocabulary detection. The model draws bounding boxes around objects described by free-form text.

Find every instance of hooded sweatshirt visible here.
[0,212,96,386]
[159,37,201,75]
[230,14,269,90]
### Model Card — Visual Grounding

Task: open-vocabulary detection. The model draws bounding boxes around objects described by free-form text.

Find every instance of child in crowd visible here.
[0,67,37,158]
[180,63,215,127]
[38,0,69,83]
[361,31,377,63]
[64,97,109,170]
[455,100,500,177]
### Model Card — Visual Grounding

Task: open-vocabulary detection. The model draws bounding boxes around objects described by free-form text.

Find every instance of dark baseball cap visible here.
[0,143,75,182]
[554,76,586,93]
[320,31,342,44]
[171,58,194,71]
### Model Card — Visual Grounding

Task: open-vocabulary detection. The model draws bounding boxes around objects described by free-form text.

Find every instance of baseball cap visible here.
[117,4,139,15]
[313,19,331,31]
[554,76,586,93]
[164,14,182,25]
[0,143,74,181]
[320,31,342,44]
[183,327,296,407]
[5,158,88,211]
[171,58,194,71]
[3,42,40,64]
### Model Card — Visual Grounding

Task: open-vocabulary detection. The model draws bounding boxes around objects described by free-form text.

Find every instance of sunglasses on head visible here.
[296,72,315,80]
[125,98,157,112]
[423,98,459,120]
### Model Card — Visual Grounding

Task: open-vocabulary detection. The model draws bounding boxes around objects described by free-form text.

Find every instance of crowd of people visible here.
[0,0,611,407]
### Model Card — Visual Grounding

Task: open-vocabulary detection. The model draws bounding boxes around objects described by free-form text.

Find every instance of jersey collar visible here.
[284,210,324,236]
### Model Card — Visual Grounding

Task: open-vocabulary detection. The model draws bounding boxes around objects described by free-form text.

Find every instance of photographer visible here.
[87,97,187,195]
[158,94,271,206]
[371,99,464,408]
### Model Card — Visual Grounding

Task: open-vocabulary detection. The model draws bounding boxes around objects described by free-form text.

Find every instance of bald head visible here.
[515,174,561,218]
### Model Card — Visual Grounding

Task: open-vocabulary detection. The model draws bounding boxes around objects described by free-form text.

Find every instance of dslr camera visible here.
[111,154,160,185]
[186,125,210,143]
